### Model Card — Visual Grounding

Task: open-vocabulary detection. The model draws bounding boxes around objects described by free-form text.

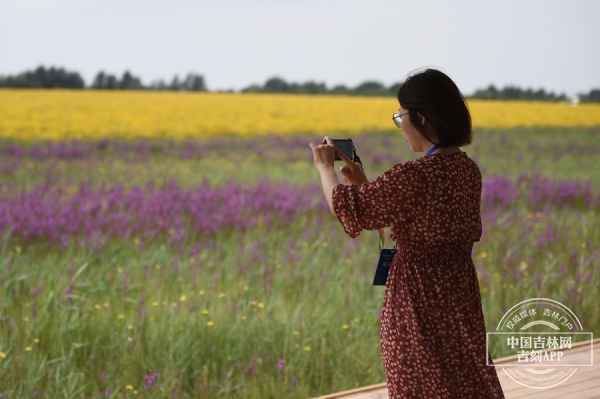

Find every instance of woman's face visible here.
[398,106,425,153]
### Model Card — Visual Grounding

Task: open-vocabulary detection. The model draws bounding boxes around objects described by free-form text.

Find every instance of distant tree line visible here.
[1,66,599,102]
[241,76,402,96]
[0,66,84,88]
[468,84,600,103]
[91,71,206,91]
[243,77,599,102]
[0,65,207,92]
[577,89,600,103]
[468,84,569,101]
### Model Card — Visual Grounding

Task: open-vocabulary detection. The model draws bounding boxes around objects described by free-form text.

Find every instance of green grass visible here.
[0,127,599,398]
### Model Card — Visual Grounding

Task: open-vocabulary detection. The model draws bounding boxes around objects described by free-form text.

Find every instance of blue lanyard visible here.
[426,144,442,156]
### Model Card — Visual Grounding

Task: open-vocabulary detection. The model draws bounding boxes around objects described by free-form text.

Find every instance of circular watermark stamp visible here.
[487,298,593,389]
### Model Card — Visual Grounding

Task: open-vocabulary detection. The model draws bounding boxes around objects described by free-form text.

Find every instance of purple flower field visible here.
[0,173,598,251]
[1,179,327,248]
[1,131,599,250]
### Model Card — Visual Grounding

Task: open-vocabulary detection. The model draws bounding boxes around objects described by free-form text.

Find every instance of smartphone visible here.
[330,138,355,161]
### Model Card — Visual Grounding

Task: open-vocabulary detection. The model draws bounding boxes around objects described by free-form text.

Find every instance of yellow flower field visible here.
[1,89,599,141]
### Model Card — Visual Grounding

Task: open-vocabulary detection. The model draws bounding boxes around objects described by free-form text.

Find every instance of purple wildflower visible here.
[145,372,159,390]
[535,273,542,289]
[481,176,516,210]
[584,272,593,283]
[245,354,259,377]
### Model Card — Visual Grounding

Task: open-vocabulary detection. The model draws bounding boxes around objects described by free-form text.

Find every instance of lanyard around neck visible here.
[426,144,442,156]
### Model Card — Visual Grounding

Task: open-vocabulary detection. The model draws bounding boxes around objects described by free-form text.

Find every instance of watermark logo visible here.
[487,298,593,389]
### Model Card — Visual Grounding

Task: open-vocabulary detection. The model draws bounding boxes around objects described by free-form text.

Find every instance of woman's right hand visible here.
[337,148,368,186]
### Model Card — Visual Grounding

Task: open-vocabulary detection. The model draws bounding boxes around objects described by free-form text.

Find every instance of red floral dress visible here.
[332,152,505,398]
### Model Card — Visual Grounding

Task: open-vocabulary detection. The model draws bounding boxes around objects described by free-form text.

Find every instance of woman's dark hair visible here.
[396,68,473,147]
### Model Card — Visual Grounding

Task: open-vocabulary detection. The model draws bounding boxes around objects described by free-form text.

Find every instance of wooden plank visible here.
[312,338,599,399]
[525,377,600,399]
[340,391,388,399]
[314,383,387,399]
[505,365,598,391]
[498,340,599,395]
[498,350,598,393]
[505,367,600,398]
[501,365,598,394]
[573,385,600,399]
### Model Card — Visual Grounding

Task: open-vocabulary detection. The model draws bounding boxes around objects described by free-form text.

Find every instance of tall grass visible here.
[0,128,599,398]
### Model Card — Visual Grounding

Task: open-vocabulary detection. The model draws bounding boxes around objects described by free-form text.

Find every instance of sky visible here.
[1,0,599,96]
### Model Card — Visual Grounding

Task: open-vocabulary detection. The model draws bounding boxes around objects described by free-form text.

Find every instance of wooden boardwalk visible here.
[314,338,599,399]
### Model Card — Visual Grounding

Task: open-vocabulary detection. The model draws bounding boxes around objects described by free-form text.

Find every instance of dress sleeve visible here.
[332,162,425,238]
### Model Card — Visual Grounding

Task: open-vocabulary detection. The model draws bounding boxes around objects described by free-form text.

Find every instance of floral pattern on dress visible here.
[332,152,505,398]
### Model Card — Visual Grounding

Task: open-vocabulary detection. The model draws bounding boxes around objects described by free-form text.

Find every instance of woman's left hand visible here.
[309,136,336,171]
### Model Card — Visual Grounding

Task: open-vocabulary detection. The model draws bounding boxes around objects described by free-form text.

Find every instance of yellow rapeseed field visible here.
[1,89,599,141]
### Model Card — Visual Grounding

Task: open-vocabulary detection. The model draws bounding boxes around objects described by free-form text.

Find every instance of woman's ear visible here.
[417,112,427,127]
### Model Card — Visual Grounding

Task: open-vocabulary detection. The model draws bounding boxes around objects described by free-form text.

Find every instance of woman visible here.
[309,68,505,398]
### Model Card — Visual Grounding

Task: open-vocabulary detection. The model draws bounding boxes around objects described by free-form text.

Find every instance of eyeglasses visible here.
[392,112,409,129]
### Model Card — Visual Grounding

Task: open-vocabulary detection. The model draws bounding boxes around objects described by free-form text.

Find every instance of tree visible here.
[263,77,289,93]
[388,82,403,96]
[470,84,499,99]
[119,71,143,90]
[181,73,207,91]
[352,81,386,96]
[578,89,600,103]
[91,71,119,89]
[240,84,262,93]
[169,75,181,91]
[105,75,118,89]
[92,71,106,89]
[299,81,327,94]
[0,65,84,88]
[330,85,349,95]
[150,79,168,90]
